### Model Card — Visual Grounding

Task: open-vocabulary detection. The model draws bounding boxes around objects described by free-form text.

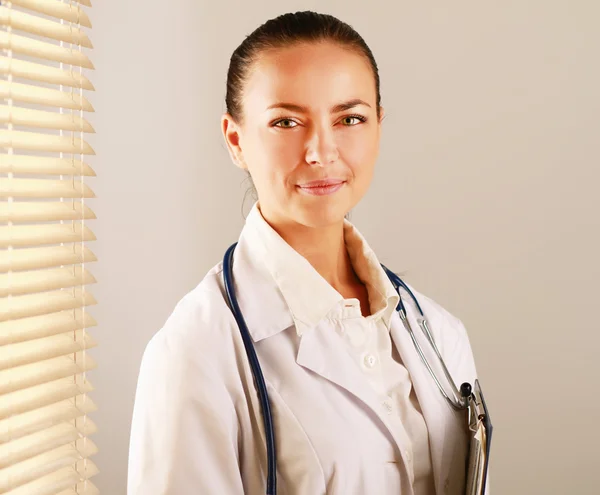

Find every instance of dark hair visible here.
[225,10,382,125]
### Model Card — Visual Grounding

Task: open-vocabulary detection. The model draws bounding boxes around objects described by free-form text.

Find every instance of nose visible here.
[304,122,339,167]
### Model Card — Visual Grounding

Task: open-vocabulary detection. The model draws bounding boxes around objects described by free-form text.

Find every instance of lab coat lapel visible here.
[295,320,412,461]
[389,310,449,495]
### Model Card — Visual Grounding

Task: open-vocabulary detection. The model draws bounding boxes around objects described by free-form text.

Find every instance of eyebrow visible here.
[266,98,371,113]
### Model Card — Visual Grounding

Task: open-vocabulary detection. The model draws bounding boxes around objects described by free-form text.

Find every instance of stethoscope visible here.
[223,242,473,495]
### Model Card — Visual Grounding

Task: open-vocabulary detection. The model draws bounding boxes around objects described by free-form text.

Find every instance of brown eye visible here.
[274,119,298,128]
[341,115,366,126]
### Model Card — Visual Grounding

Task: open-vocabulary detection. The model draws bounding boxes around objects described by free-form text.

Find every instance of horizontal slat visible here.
[10,0,93,28]
[0,328,96,370]
[6,459,99,495]
[0,350,96,396]
[0,393,96,443]
[22,461,99,495]
[0,265,96,297]
[0,130,95,154]
[0,374,93,420]
[0,417,97,470]
[0,201,97,223]
[0,245,97,274]
[0,105,95,132]
[0,57,94,90]
[0,285,97,321]
[0,9,93,48]
[0,32,94,69]
[0,439,98,493]
[0,155,96,176]
[0,222,96,249]
[56,480,99,495]
[1,177,96,199]
[0,80,94,111]
[0,308,96,346]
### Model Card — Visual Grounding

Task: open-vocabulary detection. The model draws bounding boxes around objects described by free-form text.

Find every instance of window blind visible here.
[0,1,98,494]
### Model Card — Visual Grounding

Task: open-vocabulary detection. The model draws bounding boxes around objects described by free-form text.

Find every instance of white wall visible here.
[88,1,600,493]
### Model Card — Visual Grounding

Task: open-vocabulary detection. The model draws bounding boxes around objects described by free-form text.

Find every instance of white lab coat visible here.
[128,218,487,495]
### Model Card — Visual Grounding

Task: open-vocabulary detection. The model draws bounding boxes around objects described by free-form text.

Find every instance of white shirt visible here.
[257,205,436,494]
[339,312,436,495]
[128,202,482,495]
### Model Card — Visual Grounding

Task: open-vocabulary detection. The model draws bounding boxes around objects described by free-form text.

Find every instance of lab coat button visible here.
[364,354,377,368]
[382,400,392,413]
[405,450,412,462]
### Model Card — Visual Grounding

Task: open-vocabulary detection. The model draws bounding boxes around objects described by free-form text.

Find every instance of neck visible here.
[259,206,359,291]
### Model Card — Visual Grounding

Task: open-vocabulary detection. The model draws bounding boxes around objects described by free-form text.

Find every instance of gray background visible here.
[87,1,600,493]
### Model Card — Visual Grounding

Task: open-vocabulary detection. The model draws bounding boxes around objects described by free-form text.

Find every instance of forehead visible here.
[243,42,376,111]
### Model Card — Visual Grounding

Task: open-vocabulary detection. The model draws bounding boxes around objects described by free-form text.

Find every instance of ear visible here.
[378,106,385,124]
[221,113,248,170]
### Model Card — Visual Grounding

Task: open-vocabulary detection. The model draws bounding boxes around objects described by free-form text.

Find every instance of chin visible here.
[295,203,349,228]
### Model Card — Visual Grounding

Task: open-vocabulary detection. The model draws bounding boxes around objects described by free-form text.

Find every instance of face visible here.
[222,41,383,229]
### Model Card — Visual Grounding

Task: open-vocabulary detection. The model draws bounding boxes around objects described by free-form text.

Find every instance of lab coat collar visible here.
[233,202,399,342]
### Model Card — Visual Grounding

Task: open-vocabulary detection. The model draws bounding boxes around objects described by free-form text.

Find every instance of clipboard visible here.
[463,379,493,495]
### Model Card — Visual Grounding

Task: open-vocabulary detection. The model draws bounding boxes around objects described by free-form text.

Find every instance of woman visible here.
[128,10,483,495]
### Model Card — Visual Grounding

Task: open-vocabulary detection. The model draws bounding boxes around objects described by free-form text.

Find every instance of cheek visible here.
[254,132,301,177]
[268,133,304,163]
[342,134,379,176]
[245,134,298,192]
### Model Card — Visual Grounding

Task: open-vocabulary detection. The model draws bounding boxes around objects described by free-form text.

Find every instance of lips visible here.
[298,179,345,188]
[296,179,346,196]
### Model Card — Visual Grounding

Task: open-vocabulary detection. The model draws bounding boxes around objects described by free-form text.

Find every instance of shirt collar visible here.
[234,202,400,341]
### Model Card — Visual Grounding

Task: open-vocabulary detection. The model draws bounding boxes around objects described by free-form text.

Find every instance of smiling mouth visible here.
[296,180,346,196]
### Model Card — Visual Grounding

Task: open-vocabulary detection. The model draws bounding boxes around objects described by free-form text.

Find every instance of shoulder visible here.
[406,284,466,333]
[139,261,240,383]
[129,263,248,481]
[402,282,475,372]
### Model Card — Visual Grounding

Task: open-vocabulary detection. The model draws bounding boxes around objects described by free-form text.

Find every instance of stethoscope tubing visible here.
[223,243,278,495]
[381,265,467,411]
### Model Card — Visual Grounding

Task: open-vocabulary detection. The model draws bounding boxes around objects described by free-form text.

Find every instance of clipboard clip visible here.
[460,380,493,495]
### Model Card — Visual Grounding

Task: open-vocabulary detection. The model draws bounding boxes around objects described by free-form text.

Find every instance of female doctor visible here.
[128,10,485,495]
